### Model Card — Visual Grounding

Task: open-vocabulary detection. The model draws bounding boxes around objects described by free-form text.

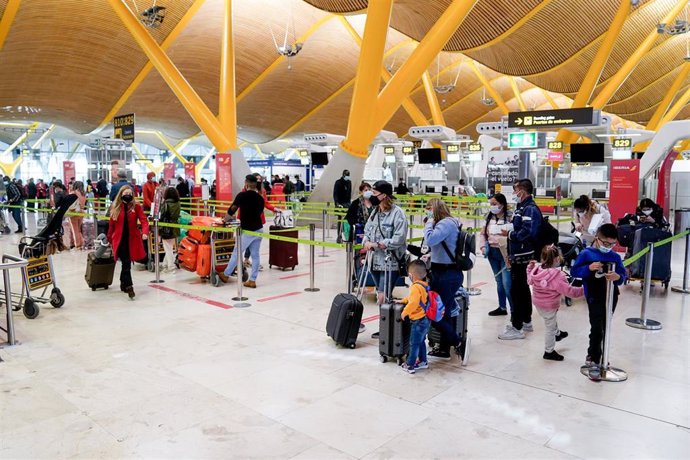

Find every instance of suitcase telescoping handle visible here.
[354,250,373,301]
[383,252,394,305]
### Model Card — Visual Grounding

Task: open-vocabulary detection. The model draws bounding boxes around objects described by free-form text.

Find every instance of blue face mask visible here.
[343,176,350,182]
[598,246,612,254]
[426,211,434,219]
[363,191,373,199]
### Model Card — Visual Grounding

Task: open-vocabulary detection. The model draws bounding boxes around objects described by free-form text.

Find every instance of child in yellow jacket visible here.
[400,260,431,374]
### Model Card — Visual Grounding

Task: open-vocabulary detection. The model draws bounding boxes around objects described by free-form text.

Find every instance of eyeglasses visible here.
[597,237,616,248]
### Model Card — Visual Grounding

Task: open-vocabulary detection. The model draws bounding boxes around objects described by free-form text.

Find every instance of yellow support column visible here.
[107,0,232,151]
[591,0,687,109]
[341,0,394,158]
[0,0,21,51]
[155,131,189,165]
[509,77,526,111]
[422,71,446,125]
[659,84,690,125]
[195,148,216,177]
[469,61,509,114]
[369,0,479,140]
[646,62,690,131]
[218,0,238,149]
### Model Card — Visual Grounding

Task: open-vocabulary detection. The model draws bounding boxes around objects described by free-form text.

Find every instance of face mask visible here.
[598,246,612,254]
[426,211,434,219]
[369,195,381,207]
[489,205,502,215]
[343,176,350,182]
[577,211,586,218]
[121,195,133,203]
[512,194,520,203]
[642,209,652,216]
[362,191,373,199]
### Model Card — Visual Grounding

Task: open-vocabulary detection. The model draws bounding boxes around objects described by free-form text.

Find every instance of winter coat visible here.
[159,199,181,239]
[527,263,584,310]
[107,203,149,262]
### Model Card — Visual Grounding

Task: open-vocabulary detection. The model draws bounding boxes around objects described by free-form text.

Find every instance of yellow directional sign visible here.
[509,108,595,129]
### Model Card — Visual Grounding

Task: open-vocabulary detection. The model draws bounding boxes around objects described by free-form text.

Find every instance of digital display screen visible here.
[417,148,442,164]
[468,143,482,152]
[383,146,395,154]
[311,151,329,165]
[570,143,605,163]
[402,146,413,154]
[446,144,459,152]
[547,141,563,150]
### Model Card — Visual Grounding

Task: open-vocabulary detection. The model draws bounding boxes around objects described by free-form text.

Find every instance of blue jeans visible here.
[224,229,262,281]
[11,206,22,230]
[407,316,430,367]
[487,246,513,312]
[430,268,463,352]
[370,270,398,300]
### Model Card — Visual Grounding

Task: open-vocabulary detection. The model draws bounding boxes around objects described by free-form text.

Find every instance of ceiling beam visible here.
[469,61,509,114]
[509,77,526,111]
[0,0,21,51]
[646,61,690,131]
[422,71,446,125]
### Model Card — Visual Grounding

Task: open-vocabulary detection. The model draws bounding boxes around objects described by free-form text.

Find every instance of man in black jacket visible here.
[26,178,37,212]
[4,176,23,233]
[332,170,352,244]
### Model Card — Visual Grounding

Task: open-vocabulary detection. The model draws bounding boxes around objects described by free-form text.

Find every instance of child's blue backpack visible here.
[418,283,445,322]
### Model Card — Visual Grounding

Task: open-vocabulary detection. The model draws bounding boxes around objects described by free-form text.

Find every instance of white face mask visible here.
[489,205,502,215]
[577,211,586,218]
[512,194,520,203]
[642,209,653,216]
[426,210,434,219]
[363,191,373,199]
[343,176,350,182]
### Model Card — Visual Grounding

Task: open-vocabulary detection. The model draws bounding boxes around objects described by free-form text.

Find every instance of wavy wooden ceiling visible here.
[0,0,684,149]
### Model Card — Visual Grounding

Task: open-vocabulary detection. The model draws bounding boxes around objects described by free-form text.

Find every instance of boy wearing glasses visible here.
[571,224,627,380]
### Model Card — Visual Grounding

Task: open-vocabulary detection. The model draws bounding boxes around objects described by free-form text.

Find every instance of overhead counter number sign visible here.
[383,146,395,154]
[508,107,595,129]
[446,144,460,152]
[612,138,632,149]
[468,143,482,152]
[113,113,135,141]
[402,146,413,154]
[547,141,563,150]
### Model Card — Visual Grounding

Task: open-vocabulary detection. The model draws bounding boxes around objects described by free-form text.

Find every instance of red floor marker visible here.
[149,284,233,309]
[361,314,380,324]
[256,291,303,302]
[471,281,488,289]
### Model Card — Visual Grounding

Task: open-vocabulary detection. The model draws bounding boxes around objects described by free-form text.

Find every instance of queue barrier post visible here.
[626,242,662,330]
[671,228,690,294]
[409,214,414,240]
[305,224,320,293]
[150,219,165,284]
[232,226,250,307]
[0,254,28,347]
[326,201,331,238]
[319,208,329,258]
[555,203,561,233]
[581,263,627,382]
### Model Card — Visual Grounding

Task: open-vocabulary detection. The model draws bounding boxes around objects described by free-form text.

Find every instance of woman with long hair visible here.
[159,186,181,273]
[573,194,611,243]
[481,193,514,317]
[69,181,87,250]
[423,198,463,359]
[107,186,149,299]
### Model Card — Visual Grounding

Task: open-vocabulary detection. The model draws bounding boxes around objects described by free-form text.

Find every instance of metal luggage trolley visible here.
[209,223,246,287]
[146,229,177,272]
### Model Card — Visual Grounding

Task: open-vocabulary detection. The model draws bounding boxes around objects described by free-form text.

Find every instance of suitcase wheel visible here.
[91,287,96,291]
[380,355,388,363]
[349,342,356,349]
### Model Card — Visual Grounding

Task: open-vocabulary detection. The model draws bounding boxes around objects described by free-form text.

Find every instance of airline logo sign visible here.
[508,108,595,129]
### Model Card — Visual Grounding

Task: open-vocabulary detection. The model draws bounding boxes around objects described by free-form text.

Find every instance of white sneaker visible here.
[243,259,251,267]
[523,322,534,332]
[498,325,526,340]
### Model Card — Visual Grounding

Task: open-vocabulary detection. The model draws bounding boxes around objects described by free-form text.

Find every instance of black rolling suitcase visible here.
[85,252,115,291]
[628,226,672,288]
[378,266,410,364]
[326,252,368,349]
[428,287,470,365]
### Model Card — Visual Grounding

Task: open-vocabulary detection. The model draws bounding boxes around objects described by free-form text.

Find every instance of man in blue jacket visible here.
[499,178,543,340]
[109,169,129,202]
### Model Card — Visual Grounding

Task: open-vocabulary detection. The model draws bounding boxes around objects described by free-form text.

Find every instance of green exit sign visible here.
[508,131,538,149]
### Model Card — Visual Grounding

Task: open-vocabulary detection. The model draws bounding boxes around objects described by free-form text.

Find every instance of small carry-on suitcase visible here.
[177,236,199,272]
[196,244,212,277]
[628,226,672,288]
[269,225,298,270]
[326,251,369,349]
[428,287,470,365]
[378,264,410,365]
[85,252,115,291]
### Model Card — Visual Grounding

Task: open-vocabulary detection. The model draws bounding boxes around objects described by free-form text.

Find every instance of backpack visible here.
[417,283,445,322]
[534,216,559,258]
[440,220,477,271]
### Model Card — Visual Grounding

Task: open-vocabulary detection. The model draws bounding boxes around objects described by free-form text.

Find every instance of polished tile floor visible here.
[1,214,689,459]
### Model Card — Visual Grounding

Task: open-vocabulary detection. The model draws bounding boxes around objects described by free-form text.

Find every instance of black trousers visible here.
[510,261,532,330]
[587,295,618,364]
[118,241,133,288]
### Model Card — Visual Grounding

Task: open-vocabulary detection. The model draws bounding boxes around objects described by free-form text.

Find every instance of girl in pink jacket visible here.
[527,245,584,361]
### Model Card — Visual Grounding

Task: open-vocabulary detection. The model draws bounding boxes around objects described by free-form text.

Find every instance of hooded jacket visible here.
[527,263,584,310]
[508,195,542,259]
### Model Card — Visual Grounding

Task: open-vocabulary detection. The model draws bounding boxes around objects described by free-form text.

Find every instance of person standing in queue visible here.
[218,175,265,288]
[4,176,24,233]
[107,186,149,299]
[26,178,37,213]
[423,198,463,359]
[142,172,157,214]
[363,180,408,339]
[333,169,352,244]
[176,176,190,199]
[499,179,542,340]
[481,193,513,317]
[110,169,129,202]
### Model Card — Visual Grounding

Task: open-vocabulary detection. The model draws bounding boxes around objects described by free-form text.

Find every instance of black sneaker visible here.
[371,332,379,339]
[488,307,507,316]
[555,330,569,342]
[543,350,564,361]
[428,349,451,360]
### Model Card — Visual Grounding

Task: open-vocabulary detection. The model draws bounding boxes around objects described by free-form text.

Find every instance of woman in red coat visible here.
[108,186,149,299]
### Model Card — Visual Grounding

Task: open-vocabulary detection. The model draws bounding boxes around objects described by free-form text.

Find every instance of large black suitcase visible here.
[428,288,470,365]
[326,294,363,349]
[628,227,672,287]
[85,252,115,291]
[268,226,298,270]
[378,302,410,364]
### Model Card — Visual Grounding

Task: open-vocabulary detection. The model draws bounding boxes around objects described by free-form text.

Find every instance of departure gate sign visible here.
[508,108,595,129]
[113,113,135,141]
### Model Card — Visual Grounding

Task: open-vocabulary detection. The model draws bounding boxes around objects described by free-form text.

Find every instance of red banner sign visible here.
[184,162,195,183]
[215,153,233,204]
[62,161,75,185]
[163,163,175,182]
[608,159,640,224]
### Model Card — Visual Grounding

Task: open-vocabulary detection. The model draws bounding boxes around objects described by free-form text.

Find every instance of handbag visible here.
[274,210,294,228]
